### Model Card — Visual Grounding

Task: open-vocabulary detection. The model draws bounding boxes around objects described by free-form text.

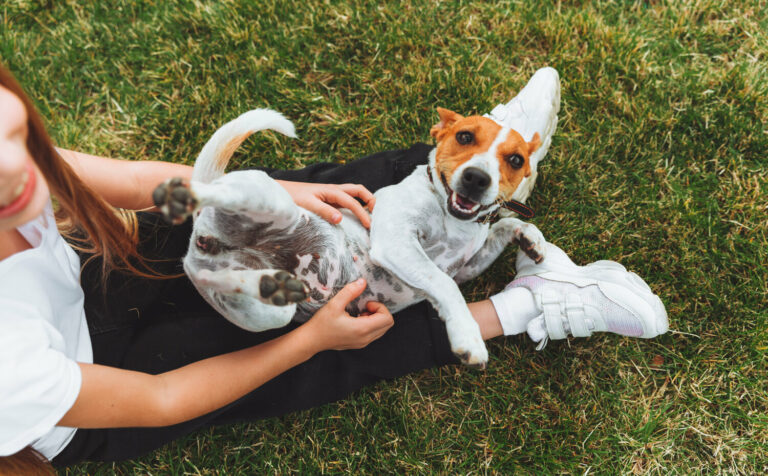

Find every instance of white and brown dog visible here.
[153,68,560,368]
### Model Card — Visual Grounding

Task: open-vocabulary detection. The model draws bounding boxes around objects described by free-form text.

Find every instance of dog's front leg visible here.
[153,170,302,229]
[369,239,489,369]
[454,218,547,284]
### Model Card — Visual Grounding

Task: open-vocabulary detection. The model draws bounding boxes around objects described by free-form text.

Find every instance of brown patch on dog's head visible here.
[494,130,540,200]
[431,108,501,187]
[431,107,540,201]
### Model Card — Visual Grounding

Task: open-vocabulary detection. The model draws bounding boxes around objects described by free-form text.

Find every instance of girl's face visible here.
[0,85,49,231]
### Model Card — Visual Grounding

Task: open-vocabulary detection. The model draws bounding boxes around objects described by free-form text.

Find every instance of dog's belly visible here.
[302,210,487,317]
[187,207,487,325]
[291,210,420,317]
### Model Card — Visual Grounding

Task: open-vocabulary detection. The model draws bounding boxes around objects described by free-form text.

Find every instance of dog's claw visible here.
[259,272,309,306]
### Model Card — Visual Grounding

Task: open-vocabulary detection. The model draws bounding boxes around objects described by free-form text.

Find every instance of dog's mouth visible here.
[436,171,489,220]
[447,191,482,220]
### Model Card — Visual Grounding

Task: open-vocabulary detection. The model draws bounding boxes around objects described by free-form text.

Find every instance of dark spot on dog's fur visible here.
[196,235,228,254]
[309,289,324,301]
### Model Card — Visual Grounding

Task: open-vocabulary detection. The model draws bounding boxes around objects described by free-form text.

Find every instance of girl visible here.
[0,64,667,471]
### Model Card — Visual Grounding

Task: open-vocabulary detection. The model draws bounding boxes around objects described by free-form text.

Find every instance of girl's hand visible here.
[304,278,394,351]
[276,180,375,228]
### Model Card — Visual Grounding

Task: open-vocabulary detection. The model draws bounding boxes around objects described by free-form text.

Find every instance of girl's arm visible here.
[57,148,193,211]
[59,280,393,428]
[57,148,375,226]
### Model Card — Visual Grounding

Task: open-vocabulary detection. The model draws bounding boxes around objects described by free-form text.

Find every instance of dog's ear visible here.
[527,132,541,156]
[430,107,464,140]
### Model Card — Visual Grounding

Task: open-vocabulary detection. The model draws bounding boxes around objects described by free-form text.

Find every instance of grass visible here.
[2,0,767,473]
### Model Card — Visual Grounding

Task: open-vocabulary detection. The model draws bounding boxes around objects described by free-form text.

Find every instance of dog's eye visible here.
[455,131,474,145]
[506,154,524,169]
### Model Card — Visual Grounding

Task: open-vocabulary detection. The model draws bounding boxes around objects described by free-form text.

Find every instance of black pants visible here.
[53,143,459,466]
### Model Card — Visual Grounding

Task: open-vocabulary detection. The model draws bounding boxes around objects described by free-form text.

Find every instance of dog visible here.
[153,69,560,368]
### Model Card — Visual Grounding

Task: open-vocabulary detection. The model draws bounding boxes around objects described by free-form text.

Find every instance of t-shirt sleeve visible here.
[0,300,82,456]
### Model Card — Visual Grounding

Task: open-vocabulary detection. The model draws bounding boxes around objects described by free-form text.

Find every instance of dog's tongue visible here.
[455,193,476,209]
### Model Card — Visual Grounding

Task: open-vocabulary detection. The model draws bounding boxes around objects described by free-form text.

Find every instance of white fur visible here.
[193,109,296,183]
[168,69,560,366]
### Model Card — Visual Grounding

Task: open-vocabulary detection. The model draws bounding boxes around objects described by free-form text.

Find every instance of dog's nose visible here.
[461,167,491,196]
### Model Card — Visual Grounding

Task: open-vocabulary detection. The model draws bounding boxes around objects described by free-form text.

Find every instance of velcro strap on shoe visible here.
[542,289,567,340]
[565,294,591,337]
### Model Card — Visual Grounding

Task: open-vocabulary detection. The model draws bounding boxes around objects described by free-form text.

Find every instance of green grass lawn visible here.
[3,0,766,473]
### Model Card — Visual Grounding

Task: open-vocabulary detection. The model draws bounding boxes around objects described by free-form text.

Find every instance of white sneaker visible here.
[504,242,669,350]
[484,67,561,174]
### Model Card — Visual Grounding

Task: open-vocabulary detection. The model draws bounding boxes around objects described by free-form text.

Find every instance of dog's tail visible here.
[192,109,297,183]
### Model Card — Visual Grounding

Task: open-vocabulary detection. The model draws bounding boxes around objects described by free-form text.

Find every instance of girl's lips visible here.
[0,162,37,219]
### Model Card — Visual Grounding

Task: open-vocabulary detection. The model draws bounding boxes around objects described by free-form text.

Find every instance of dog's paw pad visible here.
[260,272,309,306]
[153,178,197,225]
[274,271,292,282]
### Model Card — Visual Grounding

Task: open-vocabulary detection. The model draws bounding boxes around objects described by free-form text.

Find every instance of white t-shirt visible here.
[0,202,93,459]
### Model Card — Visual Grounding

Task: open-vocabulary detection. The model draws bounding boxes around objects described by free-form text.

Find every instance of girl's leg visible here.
[257,142,433,193]
[55,144,452,466]
[54,291,455,465]
[58,143,668,466]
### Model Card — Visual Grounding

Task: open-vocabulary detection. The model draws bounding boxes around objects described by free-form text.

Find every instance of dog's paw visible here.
[259,271,309,306]
[512,221,546,264]
[447,322,489,369]
[152,178,198,225]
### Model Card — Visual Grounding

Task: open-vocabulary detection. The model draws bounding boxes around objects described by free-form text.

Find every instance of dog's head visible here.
[429,107,540,221]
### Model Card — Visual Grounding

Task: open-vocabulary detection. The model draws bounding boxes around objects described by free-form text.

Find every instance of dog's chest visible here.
[420,215,489,276]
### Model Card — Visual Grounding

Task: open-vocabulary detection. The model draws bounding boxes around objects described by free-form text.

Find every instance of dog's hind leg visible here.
[209,291,297,332]
[189,267,310,331]
[153,170,303,230]
[192,268,310,307]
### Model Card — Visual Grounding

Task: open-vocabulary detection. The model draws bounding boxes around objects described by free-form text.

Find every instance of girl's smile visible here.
[0,162,36,218]
[0,85,49,229]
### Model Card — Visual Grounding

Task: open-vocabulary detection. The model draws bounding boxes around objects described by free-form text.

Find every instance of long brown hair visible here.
[0,64,166,279]
[0,447,55,475]
[1,64,176,471]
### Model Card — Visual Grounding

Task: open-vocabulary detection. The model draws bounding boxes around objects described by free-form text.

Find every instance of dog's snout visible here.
[461,167,491,195]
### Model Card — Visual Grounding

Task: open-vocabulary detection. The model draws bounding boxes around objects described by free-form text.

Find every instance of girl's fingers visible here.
[365,301,390,315]
[339,183,375,208]
[358,304,394,331]
[328,278,367,310]
[310,201,343,224]
[327,190,371,228]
